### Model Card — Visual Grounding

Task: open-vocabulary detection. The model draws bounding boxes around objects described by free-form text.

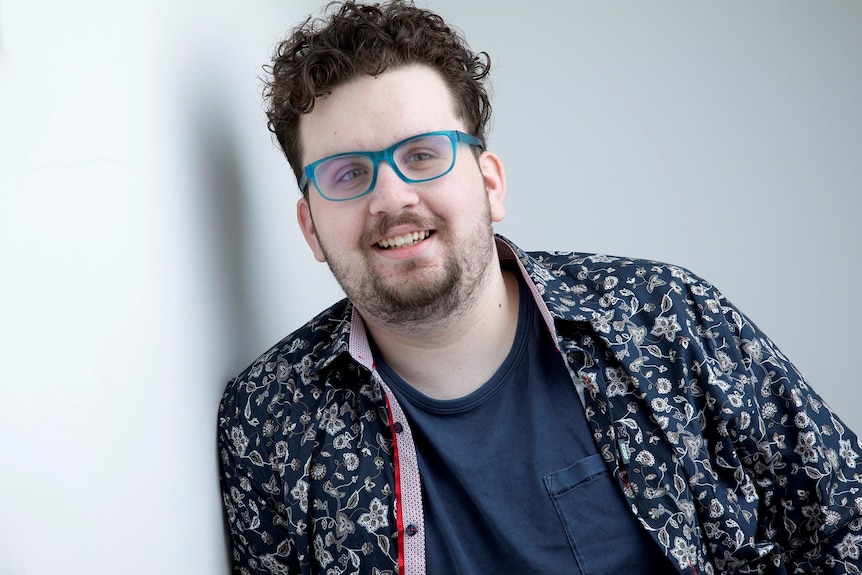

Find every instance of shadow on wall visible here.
[192,108,256,373]
[183,74,254,569]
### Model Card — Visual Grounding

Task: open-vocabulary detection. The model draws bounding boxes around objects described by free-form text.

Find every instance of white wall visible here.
[437,2,862,425]
[1,1,859,573]
[0,1,320,572]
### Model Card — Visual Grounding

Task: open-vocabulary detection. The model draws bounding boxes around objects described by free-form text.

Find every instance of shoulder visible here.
[219,298,354,425]
[525,248,706,287]
[518,246,718,320]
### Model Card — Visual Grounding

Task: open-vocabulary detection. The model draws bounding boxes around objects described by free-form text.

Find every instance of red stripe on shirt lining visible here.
[384,392,406,575]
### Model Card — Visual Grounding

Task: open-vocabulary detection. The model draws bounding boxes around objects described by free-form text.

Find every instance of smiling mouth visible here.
[377,230,432,250]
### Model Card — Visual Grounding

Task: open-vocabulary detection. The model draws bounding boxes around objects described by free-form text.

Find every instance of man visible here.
[218,1,862,573]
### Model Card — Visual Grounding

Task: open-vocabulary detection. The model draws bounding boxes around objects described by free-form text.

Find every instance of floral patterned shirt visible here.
[218,236,862,574]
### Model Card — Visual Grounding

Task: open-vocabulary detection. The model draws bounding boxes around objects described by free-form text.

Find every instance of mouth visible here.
[376,230,432,250]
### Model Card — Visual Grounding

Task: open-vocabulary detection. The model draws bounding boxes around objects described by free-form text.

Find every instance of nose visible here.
[367,161,421,215]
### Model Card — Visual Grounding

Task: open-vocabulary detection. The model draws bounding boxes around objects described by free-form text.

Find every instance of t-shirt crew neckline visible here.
[373,266,534,415]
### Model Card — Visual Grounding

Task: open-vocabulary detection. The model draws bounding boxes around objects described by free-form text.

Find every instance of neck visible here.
[362,266,521,400]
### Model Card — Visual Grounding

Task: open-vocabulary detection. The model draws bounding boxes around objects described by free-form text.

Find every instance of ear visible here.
[297,197,327,262]
[479,151,507,222]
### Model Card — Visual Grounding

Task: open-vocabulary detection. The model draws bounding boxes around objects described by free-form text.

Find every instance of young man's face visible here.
[296,64,507,328]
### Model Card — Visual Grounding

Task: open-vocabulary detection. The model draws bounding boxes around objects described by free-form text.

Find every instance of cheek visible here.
[311,207,367,251]
[319,210,358,234]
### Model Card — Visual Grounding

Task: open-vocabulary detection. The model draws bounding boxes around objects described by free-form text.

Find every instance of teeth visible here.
[377,230,430,249]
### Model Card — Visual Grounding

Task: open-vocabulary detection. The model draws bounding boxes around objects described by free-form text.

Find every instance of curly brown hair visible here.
[263,0,492,193]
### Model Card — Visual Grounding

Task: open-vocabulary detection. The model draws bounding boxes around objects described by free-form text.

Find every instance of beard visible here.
[315,201,497,330]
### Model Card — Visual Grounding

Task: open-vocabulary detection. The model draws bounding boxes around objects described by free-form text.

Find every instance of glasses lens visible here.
[393,134,455,182]
[314,155,374,200]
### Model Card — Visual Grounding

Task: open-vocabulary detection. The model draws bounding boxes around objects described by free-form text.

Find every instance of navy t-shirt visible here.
[377,270,677,574]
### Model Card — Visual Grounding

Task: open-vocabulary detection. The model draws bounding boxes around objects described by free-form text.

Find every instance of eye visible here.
[400,144,440,163]
[317,156,372,191]
[335,166,368,183]
[398,138,449,166]
[405,150,434,163]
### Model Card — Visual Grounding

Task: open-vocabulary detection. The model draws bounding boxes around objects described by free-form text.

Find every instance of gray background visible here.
[1,1,859,572]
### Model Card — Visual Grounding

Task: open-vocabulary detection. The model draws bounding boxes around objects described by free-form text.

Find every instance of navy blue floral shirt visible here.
[219,236,862,574]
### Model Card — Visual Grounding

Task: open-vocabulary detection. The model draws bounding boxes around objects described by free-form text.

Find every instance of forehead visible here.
[299,65,463,164]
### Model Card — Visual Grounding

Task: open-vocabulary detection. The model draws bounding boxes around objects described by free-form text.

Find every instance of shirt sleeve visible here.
[218,376,298,575]
[686,272,862,572]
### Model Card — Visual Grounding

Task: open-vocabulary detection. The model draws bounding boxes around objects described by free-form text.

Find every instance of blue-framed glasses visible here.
[300,130,485,202]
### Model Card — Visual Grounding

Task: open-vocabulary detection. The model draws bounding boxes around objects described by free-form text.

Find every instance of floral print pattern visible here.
[219,235,862,574]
